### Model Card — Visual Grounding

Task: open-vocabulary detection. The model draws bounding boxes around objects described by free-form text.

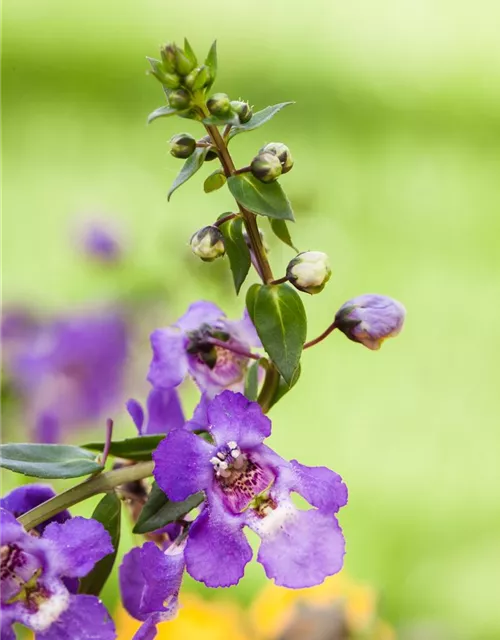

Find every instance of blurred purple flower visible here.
[126,387,185,436]
[153,391,347,589]
[0,509,115,640]
[148,301,260,398]
[335,294,406,350]
[4,310,128,442]
[76,218,124,264]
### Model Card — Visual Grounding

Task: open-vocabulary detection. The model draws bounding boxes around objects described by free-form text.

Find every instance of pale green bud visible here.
[185,65,211,91]
[251,152,282,183]
[190,226,225,261]
[207,93,232,117]
[261,142,294,174]
[231,100,253,124]
[286,251,331,294]
[169,133,196,159]
[168,89,191,110]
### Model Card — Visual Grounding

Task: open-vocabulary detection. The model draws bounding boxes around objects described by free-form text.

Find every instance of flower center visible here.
[1,543,43,605]
[210,442,275,513]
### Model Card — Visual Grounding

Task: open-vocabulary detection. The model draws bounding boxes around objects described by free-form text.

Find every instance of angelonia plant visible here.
[0,39,406,640]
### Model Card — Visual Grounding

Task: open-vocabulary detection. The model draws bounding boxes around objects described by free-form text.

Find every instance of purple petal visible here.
[222,308,261,348]
[119,547,147,621]
[42,517,113,577]
[0,614,15,640]
[36,594,115,640]
[139,541,184,614]
[0,508,25,545]
[175,301,224,332]
[187,393,210,431]
[153,430,214,501]
[289,460,348,513]
[147,328,187,389]
[145,387,185,434]
[0,484,70,534]
[207,391,271,448]
[132,609,178,640]
[36,412,61,444]
[126,399,145,433]
[185,499,252,587]
[253,507,345,588]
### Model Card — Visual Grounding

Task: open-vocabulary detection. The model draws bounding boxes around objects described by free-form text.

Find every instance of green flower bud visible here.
[185,65,211,91]
[168,89,191,110]
[146,57,181,89]
[286,251,331,295]
[207,93,232,117]
[261,142,294,174]
[169,133,196,159]
[159,44,177,74]
[190,226,225,262]
[250,152,282,183]
[160,42,196,76]
[175,48,196,76]
[231,100,253,124]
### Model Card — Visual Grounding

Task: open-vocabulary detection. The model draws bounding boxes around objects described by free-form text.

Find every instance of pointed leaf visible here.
[227,174,294,221]
[183,38,197,67]
[252,284,306,385]
[0,444,103,479]
[228,102,294,139]
[133,483,204,534]
[204,169,227,193]
[245,283,261,325]
[244,359,261,401]
[269,218,298,251]
[168,146,209,201]
[268,364,302,410]
[147,105,178,124]
[83,435,164,462]
[78,493,121,596]
[205,40,217,89]
[220,217,251,294]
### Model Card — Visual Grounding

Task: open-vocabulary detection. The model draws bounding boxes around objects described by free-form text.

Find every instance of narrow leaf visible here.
[252,284,306,385]
[183,38,197,67]
[133,483,204,534]
[205,40,217,89]
[168,146,209,200]
[220,217,251,294]
[269,218,298,251]
[147,105,178,124]
[244,360,261,401]
[0,444,103,479]
[227,174,294,221]
[78,493,121,596]
[83,435,164,462]
[229,102,294,139]
[204,169,227,193]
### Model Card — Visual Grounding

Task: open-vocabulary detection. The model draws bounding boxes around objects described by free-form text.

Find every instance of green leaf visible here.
[147,105,178,124]
[205,40,217,89]
[220,217,251,294]
[168,146,209,201]
[78,493,121,596]
[204,169,227,193]
[133,483,204,534]
[202,113,240,127]
[269,218,298,251]
[244,360,261,401]
[83,435,164,462]
[245,283,261,325]
[268,365,302,410]
[252,284,306,385]
[227,174,294,221]
[0,443,103,479]
[228,102,294,139]
[183,38,197,67]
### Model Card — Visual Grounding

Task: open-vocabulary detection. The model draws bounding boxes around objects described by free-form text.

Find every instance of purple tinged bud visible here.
[287,251,331,295]
[169,133,196,159]
[334,294,406,350]
[190,226,225,262]
[251,152,282,183]
[231,100,253,124]
[261,141,294,174]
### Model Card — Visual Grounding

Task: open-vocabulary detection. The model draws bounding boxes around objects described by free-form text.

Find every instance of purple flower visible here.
[126,387,185,436]
[0,509,115,639]
[0,485,71,535]
[119,540,185,640]
[153,391,347,589]
[335,294,406,350]
[148,301,260,398]
[75,218,124,263]
[5,310,128,442]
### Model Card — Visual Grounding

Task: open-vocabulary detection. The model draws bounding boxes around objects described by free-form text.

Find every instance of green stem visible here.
[18,461,154,531]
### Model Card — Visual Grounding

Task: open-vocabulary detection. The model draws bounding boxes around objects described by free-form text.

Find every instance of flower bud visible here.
[286,251,331,294]
[146,57,181,89]
[168,89,191,110]
[334,294,406,350]
[169,133,196,159]
[185,65,211,91]
[190,226,225,262]
[160,43,196,76]
[174,47,196,76]
[251,152,282,183]
[231,100,253,124]
[159,44,177,74]
[207,93,232,117]
[261,142,294,174]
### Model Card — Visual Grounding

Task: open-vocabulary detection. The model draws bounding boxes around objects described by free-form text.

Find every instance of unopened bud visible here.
[261,142,294,174]
[174,47,196,76]
[160,44,177,74]
[169,133,196,159]
[207,93,232,117]
[251,152,282,183]
[231,100,253,124]
[334,294,406,350]
[147,57,181,89]
[168,89,191,110]
[286,251,331,295]
[185,65,211,91]
[190,226,225,262]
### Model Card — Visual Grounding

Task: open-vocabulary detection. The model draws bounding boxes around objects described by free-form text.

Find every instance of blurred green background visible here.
[3,0,500,638]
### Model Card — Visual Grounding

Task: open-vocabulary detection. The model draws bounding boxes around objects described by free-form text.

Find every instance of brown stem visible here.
[269,275,290,285]
[213,212,238,227]
[234,165,252,175]
[203,122,274,283]
[303,322,337,349]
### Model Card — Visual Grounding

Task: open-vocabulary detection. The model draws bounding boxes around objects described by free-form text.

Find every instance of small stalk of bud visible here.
[190,226,225,261]
[286,251,331,294]
[251,152,282,183]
